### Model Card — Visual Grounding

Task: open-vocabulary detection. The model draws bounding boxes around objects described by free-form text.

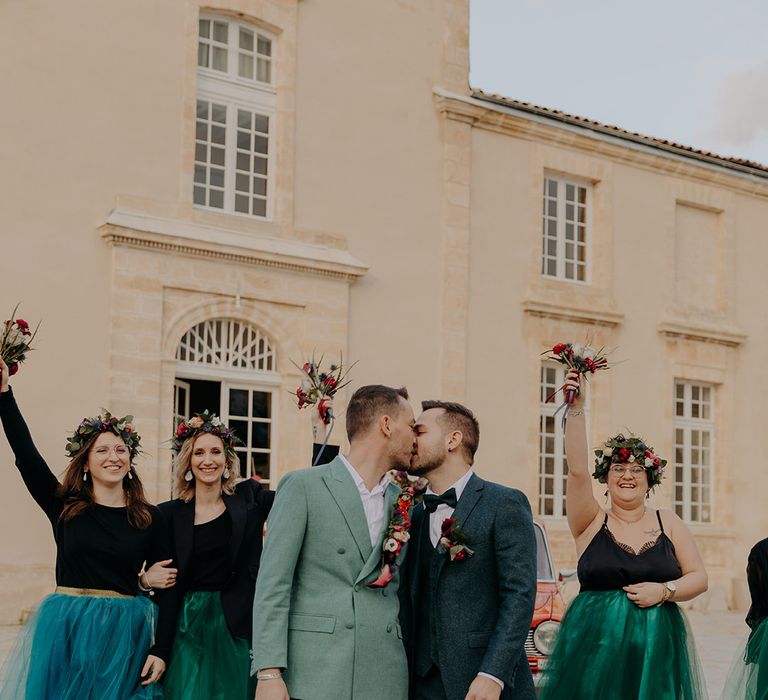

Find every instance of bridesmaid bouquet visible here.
[1,305,39,377]
[293,353,355,424]
[541,341,612,426]
[293,353,356,465]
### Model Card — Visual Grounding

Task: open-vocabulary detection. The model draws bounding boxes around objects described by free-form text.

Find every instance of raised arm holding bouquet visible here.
[539,368,708,700]
[0,355,176,700]
[541,341,611,427]
[294,354,355,465]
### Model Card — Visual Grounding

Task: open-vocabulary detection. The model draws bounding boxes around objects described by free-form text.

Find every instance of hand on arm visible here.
[624,510,708,607]
[563,370,601,539]
[142,559,177,590]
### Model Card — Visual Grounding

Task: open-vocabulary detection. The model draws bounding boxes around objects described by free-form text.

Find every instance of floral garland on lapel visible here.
[368,470,429,588]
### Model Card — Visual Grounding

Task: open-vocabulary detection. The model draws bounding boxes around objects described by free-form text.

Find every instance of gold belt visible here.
[55,586,134,599]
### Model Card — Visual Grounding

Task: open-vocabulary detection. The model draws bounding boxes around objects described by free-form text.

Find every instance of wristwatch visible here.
[664,581,677,599]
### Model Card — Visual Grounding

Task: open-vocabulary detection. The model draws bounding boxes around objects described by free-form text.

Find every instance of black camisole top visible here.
[577,510,683,591]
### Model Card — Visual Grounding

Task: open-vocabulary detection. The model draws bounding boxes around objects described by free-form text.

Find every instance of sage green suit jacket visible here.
[251,457,408,700]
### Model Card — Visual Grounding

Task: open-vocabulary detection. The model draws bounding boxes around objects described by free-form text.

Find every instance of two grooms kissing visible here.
[252,385,537,700]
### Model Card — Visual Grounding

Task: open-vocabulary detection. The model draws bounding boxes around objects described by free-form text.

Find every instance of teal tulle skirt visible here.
[722,616,768,700]
[0,590,162,700]
[539,590,707,700]
[163,590,253,700]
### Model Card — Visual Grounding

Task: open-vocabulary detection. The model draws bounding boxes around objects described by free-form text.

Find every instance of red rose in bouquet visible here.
[541,339,614,427]
[1,305,39,380]
[293,352,357,465]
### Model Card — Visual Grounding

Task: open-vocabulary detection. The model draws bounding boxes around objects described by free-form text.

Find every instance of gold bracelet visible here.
[569,409,584,417]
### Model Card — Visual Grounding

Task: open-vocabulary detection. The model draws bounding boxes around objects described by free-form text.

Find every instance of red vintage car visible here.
[526,520,567,679]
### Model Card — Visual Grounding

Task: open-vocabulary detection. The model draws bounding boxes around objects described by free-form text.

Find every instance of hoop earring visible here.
[184,470,193,482]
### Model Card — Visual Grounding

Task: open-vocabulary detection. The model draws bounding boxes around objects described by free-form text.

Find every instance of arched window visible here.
[176,318,275,371]
[175,318,278,485]
[194,14,275,219]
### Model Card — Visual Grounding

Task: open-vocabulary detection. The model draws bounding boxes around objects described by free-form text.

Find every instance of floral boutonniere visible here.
[438,518,475,562]
[368,470,429,588]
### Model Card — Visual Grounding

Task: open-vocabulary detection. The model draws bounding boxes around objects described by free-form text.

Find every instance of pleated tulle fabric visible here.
[722,616,768,700]
[539,590,708,700]
[162,591,253,700]
[0,592,162,700]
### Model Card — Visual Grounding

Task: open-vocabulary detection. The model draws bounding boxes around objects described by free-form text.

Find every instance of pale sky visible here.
[470,0,768,165]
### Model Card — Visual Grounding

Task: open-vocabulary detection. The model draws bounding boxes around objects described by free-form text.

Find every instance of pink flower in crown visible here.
[188,416,204,429]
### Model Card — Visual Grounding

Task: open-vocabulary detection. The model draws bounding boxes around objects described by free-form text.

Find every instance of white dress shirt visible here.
[426,469,504,691]
[426,469,475,547]
[340,455,388,547]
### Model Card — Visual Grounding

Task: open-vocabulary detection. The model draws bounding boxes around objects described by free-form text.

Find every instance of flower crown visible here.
[65,411,142,460]
[592,433,666,489]
[172,410,241,454]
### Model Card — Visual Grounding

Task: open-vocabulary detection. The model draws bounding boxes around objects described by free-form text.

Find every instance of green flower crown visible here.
[172,410,241,454]
[592,433,667,489]
[65,411,142,460]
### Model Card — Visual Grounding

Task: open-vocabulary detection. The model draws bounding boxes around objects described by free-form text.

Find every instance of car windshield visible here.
[535,524,554,580]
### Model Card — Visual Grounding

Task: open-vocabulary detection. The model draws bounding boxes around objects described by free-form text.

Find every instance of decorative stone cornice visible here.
[522,299,624,327]
[657,321,746,348]
[433,88,768,198]
[99,209,369,282]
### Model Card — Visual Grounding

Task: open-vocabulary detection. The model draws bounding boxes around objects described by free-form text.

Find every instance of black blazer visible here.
[399,474,537,700]
[159,479,274,641]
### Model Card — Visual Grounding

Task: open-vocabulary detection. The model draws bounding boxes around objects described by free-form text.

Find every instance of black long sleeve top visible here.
[0,388,176,660]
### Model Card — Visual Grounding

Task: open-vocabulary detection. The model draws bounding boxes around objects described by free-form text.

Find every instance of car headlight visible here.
[533,620,560,655]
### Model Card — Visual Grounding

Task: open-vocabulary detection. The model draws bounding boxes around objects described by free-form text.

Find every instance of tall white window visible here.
[194,16,275,218]
[542,176,590,282]
[673,381,714,523]
[539,363,568,517]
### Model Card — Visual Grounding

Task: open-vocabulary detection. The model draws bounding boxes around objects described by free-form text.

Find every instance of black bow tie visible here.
[423,488,458,514]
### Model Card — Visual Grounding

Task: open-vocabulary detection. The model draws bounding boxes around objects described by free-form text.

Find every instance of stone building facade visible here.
[1,0,767,620]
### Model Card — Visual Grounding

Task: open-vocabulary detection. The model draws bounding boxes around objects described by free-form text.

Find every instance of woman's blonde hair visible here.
[173,433,240,501]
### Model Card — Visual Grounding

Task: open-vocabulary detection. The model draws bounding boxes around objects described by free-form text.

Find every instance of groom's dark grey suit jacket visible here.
[400,473,537,700]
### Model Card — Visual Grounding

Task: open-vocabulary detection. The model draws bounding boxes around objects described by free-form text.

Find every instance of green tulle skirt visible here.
[163,591,254,700]
[722,616,768,700]
[538,590,707,700]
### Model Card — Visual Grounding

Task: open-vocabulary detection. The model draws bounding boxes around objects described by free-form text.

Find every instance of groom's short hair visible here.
[421,400,480,464]
[346,385,409,441]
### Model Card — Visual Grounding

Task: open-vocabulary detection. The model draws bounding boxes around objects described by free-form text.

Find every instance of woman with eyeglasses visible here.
[0,357,175,699]
[539,369,708,700]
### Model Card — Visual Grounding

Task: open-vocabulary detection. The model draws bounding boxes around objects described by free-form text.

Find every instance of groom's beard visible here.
[409,450,446,478]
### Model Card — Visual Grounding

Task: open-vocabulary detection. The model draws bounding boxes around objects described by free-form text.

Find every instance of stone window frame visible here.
[194,14,276,220]
[673,380,715,524]
[541,174,591,284]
